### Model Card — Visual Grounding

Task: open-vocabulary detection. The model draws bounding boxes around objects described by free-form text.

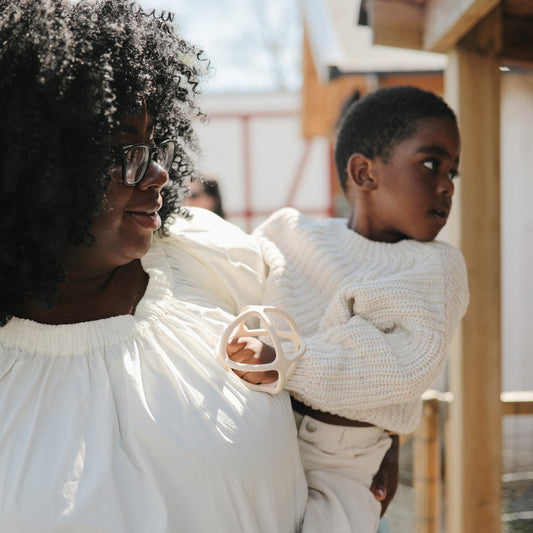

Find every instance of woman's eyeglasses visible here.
[113,139,177,186]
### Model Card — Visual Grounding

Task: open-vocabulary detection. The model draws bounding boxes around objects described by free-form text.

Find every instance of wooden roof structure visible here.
[304,0,446,82]
[362,0,533,63]
[301,0,449,139]
[358,1,533,531]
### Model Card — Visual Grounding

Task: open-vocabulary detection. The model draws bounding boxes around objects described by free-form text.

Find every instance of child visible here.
[223,86,469,532]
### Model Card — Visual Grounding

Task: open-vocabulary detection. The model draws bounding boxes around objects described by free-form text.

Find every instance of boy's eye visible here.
[423,159,438,172]
[423,159,459,180]
[448,168,459,180]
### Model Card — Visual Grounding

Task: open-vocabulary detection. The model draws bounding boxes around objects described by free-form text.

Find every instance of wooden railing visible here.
[413,390,533,532]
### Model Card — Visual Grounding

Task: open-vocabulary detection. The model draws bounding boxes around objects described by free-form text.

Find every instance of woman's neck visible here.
[18,259,149,325]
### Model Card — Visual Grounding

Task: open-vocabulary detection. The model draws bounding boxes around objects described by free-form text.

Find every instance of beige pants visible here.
[295,413,392,533]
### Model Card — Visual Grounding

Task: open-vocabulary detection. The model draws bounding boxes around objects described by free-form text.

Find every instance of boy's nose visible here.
[439,175,455,197]
[137,160,169,191]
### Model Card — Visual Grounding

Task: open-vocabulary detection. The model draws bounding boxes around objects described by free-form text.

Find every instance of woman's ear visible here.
[347,154,377,191]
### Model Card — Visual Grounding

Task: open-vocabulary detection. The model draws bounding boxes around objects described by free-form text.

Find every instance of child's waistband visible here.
[291,397,375,428]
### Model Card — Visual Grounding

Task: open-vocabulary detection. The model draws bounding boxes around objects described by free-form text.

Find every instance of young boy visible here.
[223,86,469,532]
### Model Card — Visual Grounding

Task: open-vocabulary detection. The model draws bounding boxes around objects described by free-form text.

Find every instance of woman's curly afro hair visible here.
[0,0,208,325]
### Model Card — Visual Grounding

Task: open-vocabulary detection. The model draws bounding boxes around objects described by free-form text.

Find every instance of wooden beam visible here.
[444,8,502,533]
[425,0,501,52]
[501,15,533,67]
[368,0,425,50]
[504,0,533,16]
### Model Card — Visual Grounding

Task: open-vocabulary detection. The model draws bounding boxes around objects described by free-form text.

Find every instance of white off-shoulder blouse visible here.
[0,208,307,533]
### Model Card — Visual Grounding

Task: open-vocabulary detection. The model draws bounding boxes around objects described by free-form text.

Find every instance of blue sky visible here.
[139,0,302,93]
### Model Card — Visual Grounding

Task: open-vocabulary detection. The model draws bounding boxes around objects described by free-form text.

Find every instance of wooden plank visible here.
[369,0,425,50]
[501,391,533,415]
[425,0,501,52]
[444,7,503,533]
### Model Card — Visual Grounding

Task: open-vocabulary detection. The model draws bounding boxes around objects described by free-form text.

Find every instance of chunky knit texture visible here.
[254,207,469,434]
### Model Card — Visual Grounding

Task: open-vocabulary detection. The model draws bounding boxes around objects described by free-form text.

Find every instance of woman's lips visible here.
[127,210,161,230]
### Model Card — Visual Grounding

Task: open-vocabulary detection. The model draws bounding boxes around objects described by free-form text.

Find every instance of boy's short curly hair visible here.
[0,0,208,325]
[334,86,457,190]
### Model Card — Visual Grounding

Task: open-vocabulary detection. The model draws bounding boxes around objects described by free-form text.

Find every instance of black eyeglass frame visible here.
[113,139,177,187]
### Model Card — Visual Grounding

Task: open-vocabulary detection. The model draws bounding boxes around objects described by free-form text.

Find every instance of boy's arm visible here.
[285,244,469,434]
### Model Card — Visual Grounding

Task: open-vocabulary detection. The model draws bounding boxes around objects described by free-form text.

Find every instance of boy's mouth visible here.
[432,208,449,218]
[431,200,451,221]
[430,204,451,226]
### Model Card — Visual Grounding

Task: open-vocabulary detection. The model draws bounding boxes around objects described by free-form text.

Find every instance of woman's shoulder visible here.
[157,208,266,313]
[162,207,264,279]
[168,207,258,251]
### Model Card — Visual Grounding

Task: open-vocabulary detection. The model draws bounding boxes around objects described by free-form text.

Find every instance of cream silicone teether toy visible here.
[217,305,306,394]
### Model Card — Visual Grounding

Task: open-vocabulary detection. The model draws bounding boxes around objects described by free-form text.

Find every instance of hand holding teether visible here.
[217,306,306,394]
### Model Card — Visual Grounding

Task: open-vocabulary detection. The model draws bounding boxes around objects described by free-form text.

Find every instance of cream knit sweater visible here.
[254,208,469,434]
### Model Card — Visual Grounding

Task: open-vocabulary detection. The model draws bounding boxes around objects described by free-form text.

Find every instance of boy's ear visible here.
[347,154,377,191]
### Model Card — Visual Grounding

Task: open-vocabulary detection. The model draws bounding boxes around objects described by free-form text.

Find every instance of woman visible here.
[0,1,307,530]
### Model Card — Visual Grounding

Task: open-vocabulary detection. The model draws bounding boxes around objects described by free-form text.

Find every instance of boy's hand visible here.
[226,337,278,384]
[370,434,399,516]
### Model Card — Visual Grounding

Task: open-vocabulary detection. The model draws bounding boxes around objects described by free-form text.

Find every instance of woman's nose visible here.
[137,160,169,190]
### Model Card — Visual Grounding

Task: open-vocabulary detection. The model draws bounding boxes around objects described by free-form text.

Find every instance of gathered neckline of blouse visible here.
[0,241,175,355]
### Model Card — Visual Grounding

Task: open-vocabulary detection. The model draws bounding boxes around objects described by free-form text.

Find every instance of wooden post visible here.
[444,7,503,533]
[414,395,442,533]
